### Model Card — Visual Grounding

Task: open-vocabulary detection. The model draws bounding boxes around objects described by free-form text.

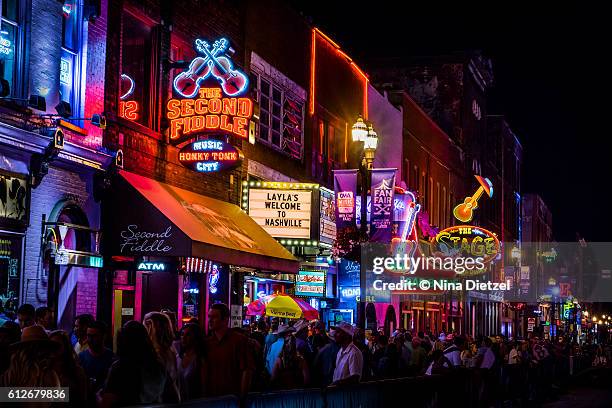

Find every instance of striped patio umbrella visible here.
[246,293,319,320]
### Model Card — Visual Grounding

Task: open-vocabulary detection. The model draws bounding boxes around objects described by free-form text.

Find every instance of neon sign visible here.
[0,35,12,56]
[209,263,220,294]
[168,37,252,143]
[137,262,166,271]
[173,38,249,98]
[167,87,252,140]
[60,58,71,85]
[178,139,242,172]
[432,225,500,266]
[453,175,493,222]
[119,74,139,121]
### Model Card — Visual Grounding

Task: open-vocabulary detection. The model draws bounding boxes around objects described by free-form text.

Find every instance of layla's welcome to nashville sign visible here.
[248,188,312,239]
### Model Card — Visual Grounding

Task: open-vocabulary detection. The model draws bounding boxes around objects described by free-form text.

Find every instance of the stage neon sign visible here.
[167,87,252,140]
[178,139,242,172]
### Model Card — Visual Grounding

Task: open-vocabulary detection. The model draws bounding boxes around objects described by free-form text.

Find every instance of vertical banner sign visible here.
[333,170,358,256]
[370,169,396,242]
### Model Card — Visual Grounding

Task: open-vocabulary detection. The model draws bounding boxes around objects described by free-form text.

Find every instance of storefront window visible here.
[0,233,22,314]
[0,0,20,97]
[120,12,153,126]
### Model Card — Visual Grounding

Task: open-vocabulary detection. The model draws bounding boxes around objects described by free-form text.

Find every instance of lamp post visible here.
[351,115,378,330]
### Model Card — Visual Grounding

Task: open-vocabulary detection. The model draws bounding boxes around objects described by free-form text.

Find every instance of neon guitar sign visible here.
[168,37,252,142]
[453,175,493,223]
[173,38,249,98]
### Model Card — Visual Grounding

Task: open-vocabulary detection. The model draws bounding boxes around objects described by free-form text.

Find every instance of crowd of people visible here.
[0,302,610,407]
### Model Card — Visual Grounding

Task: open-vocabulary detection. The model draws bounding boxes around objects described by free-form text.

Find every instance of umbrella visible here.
[246,293,319,320]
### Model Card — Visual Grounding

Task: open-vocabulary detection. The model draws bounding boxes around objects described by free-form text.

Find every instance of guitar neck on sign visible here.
[198,42,249,97]
[173,38,228,98]
[453,175,493,223]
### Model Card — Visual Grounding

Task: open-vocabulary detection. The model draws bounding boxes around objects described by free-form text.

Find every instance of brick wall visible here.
[23,166,100,308]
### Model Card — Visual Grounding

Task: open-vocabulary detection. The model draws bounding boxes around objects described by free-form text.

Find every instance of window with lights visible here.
[250,52,305,160]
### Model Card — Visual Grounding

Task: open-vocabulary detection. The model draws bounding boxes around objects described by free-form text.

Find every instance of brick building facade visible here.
[0,0,111,330]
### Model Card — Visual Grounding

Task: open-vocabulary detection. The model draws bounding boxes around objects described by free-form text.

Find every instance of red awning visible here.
[109,171,299,274]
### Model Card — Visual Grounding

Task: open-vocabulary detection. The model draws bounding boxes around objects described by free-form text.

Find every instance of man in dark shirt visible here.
[205,303,255,397]
[79,321,114,392]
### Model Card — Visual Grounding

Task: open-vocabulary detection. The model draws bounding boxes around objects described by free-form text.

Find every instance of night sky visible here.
[289,3,610,242]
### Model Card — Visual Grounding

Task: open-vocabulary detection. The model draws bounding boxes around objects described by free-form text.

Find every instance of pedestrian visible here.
[425,349,453,376]
[377,343,405,379]
[144,312,179,392]
[176,323,206,401]
[353,328,374,381]
[78,321,114,394]
[73,314,94,354]
[371,333,388,375]
[36,306,53,332]
[16,303,35,330]
[266,324,295,374]
[49,330,88,406]
[1,325,61,387]
[409,337,427,375]
[401,332,413,368]
[312,329,340,387]
[307,320,330,356]
[331,322,363,385]
[443,335,465,367]
[271,334,309,389]
[292,319,313,366]
[204,303,255,397]
[97,320,179,407]
[0,321,20,374]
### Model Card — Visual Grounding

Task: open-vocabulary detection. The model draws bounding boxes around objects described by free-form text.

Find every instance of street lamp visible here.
[351,116,379,239]
[352,115,378,330]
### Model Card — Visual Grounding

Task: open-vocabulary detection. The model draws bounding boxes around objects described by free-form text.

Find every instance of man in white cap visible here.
[331,322,363,385]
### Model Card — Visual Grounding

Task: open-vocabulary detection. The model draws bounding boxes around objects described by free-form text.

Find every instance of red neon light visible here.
[311,28,369,119]
[309,29,316,115]
[119,100,139,121]
[167,87,253,140]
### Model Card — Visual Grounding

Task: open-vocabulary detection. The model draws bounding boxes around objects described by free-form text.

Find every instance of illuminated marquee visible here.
[168,37,252,142]
[167,87,253,140]
[432,225,500,266]
[178,139,243,172]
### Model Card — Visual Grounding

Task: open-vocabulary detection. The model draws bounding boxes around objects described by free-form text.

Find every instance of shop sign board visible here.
[178,139,242,173]
[247,188,312,239]
[295,270,325,297]
[319,188,336,245]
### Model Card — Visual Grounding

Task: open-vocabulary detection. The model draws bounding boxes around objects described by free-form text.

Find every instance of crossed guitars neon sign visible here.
[168,38,252,141]
[173,38,249,98]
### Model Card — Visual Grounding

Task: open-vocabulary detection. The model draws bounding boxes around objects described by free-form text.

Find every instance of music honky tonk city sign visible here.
[168,37,253,142]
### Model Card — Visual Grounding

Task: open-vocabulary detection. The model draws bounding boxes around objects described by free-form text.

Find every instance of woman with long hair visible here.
[49,330,88,406]
[176,323,206,401]
[97,320,179,407]
[270,334,309,390]
[1,325,60,389]
[144,312,179,389]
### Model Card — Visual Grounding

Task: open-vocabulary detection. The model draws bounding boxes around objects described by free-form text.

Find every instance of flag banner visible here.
[333,170,358,256]
[370,168,396,242]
